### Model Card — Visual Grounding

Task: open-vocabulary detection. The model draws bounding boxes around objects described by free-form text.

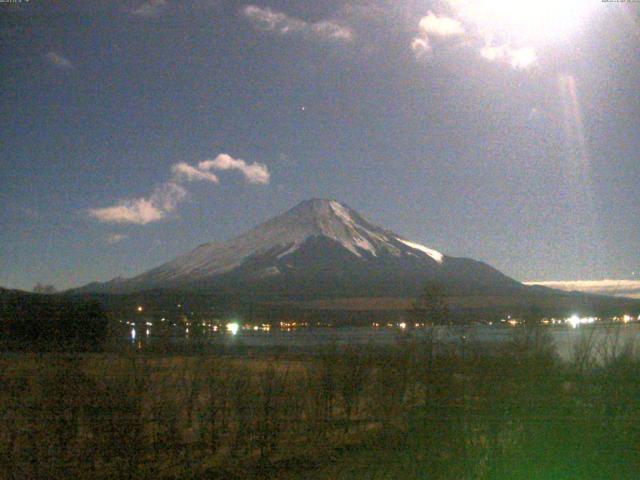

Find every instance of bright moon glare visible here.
[454,0,593,43]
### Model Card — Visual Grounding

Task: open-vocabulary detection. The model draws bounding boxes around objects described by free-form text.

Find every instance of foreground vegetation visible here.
[1,327,639,479]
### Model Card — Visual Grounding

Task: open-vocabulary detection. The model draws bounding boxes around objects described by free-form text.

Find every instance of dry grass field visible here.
[2,329,640,479]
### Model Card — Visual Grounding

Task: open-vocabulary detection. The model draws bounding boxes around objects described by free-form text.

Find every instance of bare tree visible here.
[411,282,450,370]
[336,348,369,433]
[412,283,450,327]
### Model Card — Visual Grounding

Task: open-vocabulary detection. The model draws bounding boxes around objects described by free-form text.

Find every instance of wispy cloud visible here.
[131,0,168,18]
[526,280,640,299]
[480,44,537,70]
[242,5,353,42]
[106,233,128,244]
[412,11,465,58]
[411,38,431,58]
[88,191,172,226]
[171,162,219,183]
[45,51,73,69]
[88,154,270,225]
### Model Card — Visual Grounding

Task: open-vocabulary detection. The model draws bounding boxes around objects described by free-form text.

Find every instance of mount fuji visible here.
[78,199,525,299]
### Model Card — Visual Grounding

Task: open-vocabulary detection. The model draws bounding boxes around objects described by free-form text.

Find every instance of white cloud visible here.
[45,51,73,69]
[480,44,537,70]
[171,162,219,183]
[411,37,431,58]
[148,181,187,213]
[106,233,128,244]
[199,153,271,185]
[243,5,306,33]
[311,21,354,41]
[89,154,270,225]
[88,182,186,225]
[242,5,353,42]
[89,198,165,225]
[132,0,168,17]
[412,11,464,59]
[525,280,640,299]
[411,4,538,69]
[444,0,538,69]
[419,11,465,37]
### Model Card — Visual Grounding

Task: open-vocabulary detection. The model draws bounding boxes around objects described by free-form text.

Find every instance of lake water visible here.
[147,323,640,362]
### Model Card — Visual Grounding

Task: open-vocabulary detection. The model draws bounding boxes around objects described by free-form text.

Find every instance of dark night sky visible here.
[1,0,639,291]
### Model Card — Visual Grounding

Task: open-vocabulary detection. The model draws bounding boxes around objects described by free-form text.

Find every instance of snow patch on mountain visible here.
[277,242,300,259]
[329,201,353,225]
[326,200,378,256]
[397,238,444,264]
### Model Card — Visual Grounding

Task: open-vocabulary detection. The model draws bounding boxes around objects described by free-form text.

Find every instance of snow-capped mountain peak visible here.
[79,199,460,294]
[166,198,444,276]
[262,198,443,261]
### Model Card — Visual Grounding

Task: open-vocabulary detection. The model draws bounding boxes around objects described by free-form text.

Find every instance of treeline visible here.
[0,290,108,350]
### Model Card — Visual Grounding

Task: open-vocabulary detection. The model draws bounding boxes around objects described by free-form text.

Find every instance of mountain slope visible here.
[77,199,523,299]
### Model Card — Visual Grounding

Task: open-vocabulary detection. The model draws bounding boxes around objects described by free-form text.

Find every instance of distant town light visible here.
[567,315,580,329]
[136,306,143,312]
[566,315,596,328]
[130,328,136,340]
[226,322,240,335]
